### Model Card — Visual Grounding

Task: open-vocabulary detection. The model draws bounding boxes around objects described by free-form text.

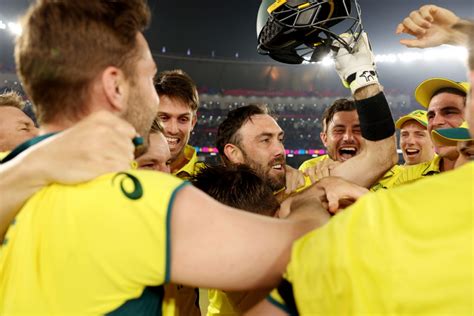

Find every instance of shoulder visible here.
[298,155,329,171]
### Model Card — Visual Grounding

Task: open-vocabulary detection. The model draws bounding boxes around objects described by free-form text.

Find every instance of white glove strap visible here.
[347,69,379,94]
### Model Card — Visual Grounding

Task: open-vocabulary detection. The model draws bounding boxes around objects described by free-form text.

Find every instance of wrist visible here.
[353,83,382,100]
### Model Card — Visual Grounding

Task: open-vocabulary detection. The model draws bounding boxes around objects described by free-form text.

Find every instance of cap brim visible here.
[432,127,472,146]
[415,78,469,108]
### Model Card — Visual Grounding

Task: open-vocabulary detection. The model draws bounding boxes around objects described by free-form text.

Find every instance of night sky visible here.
[1,0,473,61]
[146,0,473,60]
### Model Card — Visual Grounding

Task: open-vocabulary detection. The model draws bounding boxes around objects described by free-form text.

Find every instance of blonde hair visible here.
[0,91,25,109]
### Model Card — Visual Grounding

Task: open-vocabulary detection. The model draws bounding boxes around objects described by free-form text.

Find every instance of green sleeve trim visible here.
[266,295,291,315]
[165,180,191,283]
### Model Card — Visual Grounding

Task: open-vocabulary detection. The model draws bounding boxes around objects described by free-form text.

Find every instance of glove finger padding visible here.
[333,32,379,94]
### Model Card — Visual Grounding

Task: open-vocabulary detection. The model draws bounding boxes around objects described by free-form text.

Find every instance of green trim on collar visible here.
[1,133,58,164]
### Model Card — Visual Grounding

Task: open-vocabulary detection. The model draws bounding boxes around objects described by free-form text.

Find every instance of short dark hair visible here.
[216,104,269,164]
[190,164,279,217]
[154,69,199,113]
[322,98,356,132]
[432,87,467,107]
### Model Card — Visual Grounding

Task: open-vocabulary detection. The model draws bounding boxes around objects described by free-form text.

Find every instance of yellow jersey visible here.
[0,151,9,161]
[169,144,205,316]
[0,136,188,315]
[370,164,405,191]
[391,155,441,188]
[298,154,329,172]
[268,162,474,315]
[173,145,205,179]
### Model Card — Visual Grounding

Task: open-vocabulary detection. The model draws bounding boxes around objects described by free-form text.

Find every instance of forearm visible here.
[452,20,472,46]
[0,153,47,241]
[333,85,397,187]
[331,135,397,188]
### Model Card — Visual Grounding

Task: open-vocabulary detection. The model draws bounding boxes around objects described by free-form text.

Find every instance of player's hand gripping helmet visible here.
[256,0,363,64]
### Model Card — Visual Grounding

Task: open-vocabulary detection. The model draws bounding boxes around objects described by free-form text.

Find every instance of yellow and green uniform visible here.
[391,154,441,188]
[0,135,189,315]
[298,154,329,172]
[371,155,441,192]
[173,145,205,179]
[168,145,205,316]
[0,151,9,161]
[370,164,405,191]
[268,162,473,315]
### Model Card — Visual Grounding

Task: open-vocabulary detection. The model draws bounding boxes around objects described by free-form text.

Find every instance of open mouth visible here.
[338,147,357,160]
[272,163,283,170]
[166,136,180,148]
[405,148,420,157]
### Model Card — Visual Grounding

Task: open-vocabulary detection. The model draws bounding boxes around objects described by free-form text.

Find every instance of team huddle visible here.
[0,0,472,315]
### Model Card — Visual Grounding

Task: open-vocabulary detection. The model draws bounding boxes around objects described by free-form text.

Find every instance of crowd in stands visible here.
[191,95,416,150]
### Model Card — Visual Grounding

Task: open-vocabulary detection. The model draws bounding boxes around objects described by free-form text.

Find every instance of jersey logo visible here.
[112,172,143,200]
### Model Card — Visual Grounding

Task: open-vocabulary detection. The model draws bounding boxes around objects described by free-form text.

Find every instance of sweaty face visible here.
[0,106,38,152]
[400,120,434,165]
[157,95,196,164]
[427,92,465,157]
[122,34,159,141]
[236,114,286,191]
[454,140,474,168]
[136,132,172,173]
[321,110,364,162]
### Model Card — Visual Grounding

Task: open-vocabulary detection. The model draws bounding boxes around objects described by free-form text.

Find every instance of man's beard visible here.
[241,150,286,192]
[122,87,157,158]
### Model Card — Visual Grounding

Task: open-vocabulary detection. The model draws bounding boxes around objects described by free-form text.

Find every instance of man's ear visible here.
[102,66,129,114]
[223,143,244,164]
[320,131,328,147]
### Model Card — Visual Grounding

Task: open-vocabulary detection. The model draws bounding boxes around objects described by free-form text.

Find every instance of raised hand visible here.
[396,5,464,48]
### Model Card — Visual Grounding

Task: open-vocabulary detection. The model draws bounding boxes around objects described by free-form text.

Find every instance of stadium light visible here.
[0,20,6,30]
[7,22,22,36]
[321,55,334,67]
[301,45,466,66]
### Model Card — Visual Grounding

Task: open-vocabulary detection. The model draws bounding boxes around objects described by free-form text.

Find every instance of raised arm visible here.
[0,111,136,241]
[329,33,398,188]
[396,5,468,48]
[169,174,368,291]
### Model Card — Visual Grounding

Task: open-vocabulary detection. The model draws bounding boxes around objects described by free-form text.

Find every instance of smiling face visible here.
[157,95,196,164]
[427,91,465,158]
[321,110,364,162]
[400,120,434,165]
[235,114,286,191]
